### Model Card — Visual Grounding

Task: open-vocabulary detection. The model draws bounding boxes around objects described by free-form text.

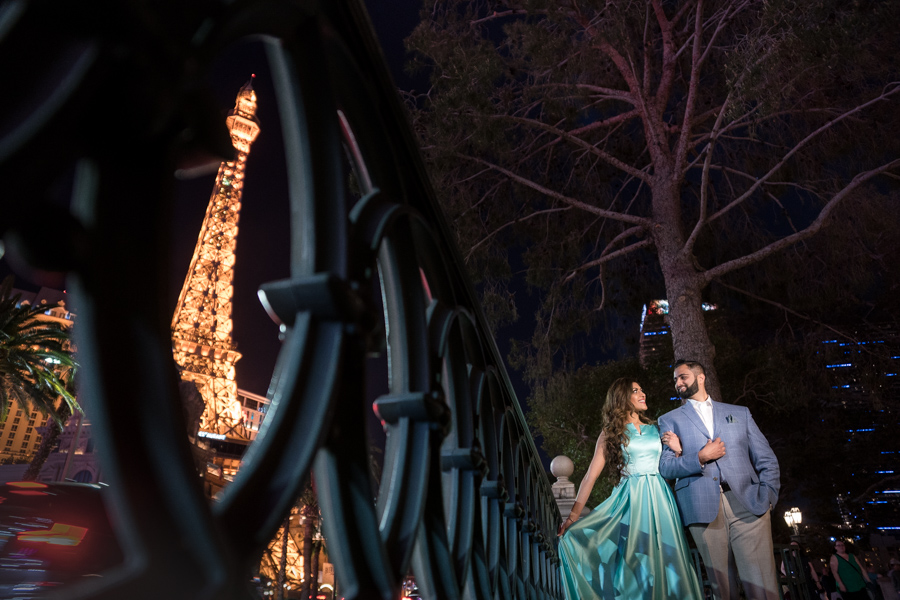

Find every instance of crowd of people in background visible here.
[782,540,900,600]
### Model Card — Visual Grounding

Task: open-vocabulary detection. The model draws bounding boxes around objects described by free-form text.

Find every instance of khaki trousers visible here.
[688,490,779,600]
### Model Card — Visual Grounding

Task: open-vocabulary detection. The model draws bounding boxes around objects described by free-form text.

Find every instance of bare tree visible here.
[407,0,900,397]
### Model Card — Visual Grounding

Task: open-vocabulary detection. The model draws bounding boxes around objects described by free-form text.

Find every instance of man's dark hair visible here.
[673,359,706,375]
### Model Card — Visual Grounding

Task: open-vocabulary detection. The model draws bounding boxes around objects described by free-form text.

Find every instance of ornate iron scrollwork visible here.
[0,0,562,598]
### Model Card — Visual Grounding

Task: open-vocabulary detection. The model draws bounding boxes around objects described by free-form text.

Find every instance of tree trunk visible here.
[651,180,723,401]
[666,277,723,401]
[23,403,72,481]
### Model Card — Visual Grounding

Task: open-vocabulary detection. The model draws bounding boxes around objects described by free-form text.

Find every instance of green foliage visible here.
[0,276,78,424]
[728,0,900,119]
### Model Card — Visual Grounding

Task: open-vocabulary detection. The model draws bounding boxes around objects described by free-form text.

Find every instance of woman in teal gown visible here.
[557,378,703,599]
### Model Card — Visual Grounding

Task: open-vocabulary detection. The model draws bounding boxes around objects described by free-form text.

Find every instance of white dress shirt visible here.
[688,396,714,438]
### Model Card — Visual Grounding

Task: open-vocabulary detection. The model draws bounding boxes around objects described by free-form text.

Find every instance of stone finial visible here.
[550,455,578,519]
[550,455,574,480]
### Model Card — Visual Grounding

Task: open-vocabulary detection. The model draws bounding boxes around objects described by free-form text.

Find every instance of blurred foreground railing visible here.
[0,0,561,598]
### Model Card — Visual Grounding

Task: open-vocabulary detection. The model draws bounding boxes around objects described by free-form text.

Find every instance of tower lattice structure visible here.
[171,78,260,441]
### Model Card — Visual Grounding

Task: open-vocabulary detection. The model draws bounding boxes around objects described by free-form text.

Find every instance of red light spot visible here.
[18,523,88,546]
[10,490,48,496]
[7,481,48,489]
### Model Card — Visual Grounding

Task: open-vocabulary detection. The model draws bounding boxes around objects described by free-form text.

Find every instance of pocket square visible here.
[726,415,737,423]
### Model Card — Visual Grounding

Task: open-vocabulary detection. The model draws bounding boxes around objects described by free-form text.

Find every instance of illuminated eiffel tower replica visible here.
[171,77,260,443]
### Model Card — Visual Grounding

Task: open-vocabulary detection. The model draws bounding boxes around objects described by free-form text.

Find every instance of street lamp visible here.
[784,507,802,536]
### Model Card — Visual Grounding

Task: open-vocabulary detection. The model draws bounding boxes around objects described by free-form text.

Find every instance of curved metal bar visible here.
[0,0,566,598]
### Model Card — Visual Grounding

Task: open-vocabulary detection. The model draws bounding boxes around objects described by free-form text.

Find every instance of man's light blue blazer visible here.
[658,400,780,525]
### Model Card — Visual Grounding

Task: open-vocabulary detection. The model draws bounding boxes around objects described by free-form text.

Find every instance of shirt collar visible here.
[687,396,713,409]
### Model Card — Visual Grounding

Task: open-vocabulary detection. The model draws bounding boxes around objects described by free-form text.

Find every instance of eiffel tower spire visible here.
[171,77,260,441]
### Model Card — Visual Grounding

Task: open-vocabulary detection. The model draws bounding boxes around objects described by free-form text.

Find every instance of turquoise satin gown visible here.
[558,423,703,599]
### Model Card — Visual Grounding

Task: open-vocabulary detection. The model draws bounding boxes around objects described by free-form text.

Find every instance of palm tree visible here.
[0,276,78,479]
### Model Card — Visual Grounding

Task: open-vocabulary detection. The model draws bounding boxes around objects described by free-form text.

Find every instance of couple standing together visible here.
[557,360,781,600]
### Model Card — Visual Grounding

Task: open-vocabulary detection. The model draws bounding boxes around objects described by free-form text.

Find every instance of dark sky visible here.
[169,0,425,396]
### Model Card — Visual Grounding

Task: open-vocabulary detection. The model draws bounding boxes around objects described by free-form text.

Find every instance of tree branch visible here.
[533,82,634,103]
[712,279,864,346]
[469,9,538,27]
[565,238,654,282]
[454,152,653,226]
[495,114,651,181]
[673,0,706,170]
[682,90,733,257]
[707,83,900,224]
[701,157,900,283]
[465,207,571,262]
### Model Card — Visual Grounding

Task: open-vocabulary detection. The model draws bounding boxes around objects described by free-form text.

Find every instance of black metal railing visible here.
[0,1,561,598]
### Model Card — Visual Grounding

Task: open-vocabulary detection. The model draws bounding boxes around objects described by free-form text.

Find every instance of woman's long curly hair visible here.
[602,377,654,487]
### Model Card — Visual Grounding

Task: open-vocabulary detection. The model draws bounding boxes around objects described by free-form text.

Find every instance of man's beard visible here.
[677,379,699,400]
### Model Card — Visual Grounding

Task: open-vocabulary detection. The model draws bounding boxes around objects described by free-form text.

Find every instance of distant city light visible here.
[827,363,853,368]
[876,471,895,474]
[642,299,716,317]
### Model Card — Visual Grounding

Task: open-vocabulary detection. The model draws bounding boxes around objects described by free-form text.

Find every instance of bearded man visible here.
[658,360,780,600]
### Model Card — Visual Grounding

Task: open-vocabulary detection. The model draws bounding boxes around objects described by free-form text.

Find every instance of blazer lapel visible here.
[680,404,709,439]
[710,401,728,439]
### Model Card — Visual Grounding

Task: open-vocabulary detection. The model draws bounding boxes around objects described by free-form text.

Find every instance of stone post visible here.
[550,455,578,519]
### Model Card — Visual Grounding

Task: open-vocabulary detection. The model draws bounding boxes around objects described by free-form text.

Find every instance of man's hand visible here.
[699,437,726,464]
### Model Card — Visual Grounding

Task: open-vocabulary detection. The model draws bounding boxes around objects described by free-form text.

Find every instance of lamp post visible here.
[784,507,802,537]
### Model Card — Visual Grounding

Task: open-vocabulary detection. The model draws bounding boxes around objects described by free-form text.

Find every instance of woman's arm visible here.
[830,556,846,592]
[806,561,823,593]
[558,432,607,536]
[856,556,870,582]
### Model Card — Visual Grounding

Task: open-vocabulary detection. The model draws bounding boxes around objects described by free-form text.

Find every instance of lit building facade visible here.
[0,287,74,465]
[817,328,900,549]
[638,299,716,370]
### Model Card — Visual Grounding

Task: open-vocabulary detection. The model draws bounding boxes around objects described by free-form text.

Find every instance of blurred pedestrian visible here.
[781,541,824,599]
[887,558,899,599]
[830,541,870,600]
[820,563,839,600]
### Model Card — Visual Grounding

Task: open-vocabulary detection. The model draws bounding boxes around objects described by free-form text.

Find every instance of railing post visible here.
[550,456,576,520]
